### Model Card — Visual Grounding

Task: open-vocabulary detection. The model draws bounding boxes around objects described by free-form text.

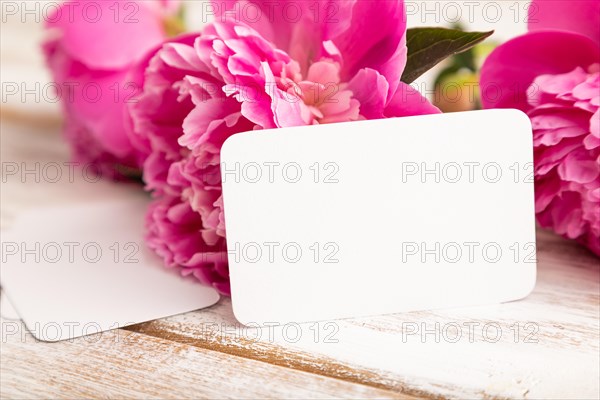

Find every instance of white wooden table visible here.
[1,118,599,399]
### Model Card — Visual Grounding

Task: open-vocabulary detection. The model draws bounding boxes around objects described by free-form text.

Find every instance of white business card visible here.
[0,195,220,342]
[221,109,537,325]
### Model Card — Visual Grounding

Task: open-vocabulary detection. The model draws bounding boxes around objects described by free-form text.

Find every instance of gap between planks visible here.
[126,320,439,400]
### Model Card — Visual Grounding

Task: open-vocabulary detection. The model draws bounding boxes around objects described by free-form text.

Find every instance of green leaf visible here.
[401,27,494,83]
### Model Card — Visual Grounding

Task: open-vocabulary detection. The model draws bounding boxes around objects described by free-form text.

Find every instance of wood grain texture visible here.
[1,319,407,399]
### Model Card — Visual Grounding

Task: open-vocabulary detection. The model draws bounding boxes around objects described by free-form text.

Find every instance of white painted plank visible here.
[1,319,405,399]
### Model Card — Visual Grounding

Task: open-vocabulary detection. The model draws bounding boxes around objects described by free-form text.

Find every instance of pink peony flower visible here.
[132,0,440,294]
[480,0,600,256]
[43,0,180,178]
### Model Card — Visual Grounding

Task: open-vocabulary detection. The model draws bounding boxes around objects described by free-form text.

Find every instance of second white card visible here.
[1,193,220,341]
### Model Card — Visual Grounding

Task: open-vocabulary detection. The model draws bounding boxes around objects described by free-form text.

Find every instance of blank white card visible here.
[1,194,220,342]
[221,109,537,325]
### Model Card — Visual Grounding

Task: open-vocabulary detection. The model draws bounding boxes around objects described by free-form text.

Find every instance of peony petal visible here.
[547,191,585,238]
[65,69,136,158]
[262,62,309,127]
[347,68,389,119]
[180,96,241,149]
[528,0,600,46]
[384,82,441,117]
[160,41,209,72]
[45,0,166,70]
[126,34,199,162]
[211,0,355,70]
[333,0,407,101]
[573,73,600,102]
[584,110,600,150]
[532,68,588,98]
[590,110,600,137]
[558,152,600,184]
[211,0,408,95]
[480,31,600,111]
[306,61,341,86]
[145,195,230,295]
[534,175,562,213]
[535,139,581,174]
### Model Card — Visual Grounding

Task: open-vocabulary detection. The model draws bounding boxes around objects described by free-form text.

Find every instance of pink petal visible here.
[262,62,308,127]
[306,61,341,86]
[573,74,600,102]
[318,89,360,123]
[480,31,600,111]
[535,139,581,174]
[333,0,407,101]
[160,40,208,72]
[384,82,441,117]
[211,0,408,97]
[548,191,585,238]
[45,0,166,70]
[584,110,600,149]
[533,68,588,97]
[347,68,389,119]
[534,176,562,212]
[180,97,239,149]
[211,1,354,68]
[239,97,277,128]
[591,110,600,138]
[64,69,136,158]
[125,34,199,160]
[528,0,600,46]
[557,152,600,184]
